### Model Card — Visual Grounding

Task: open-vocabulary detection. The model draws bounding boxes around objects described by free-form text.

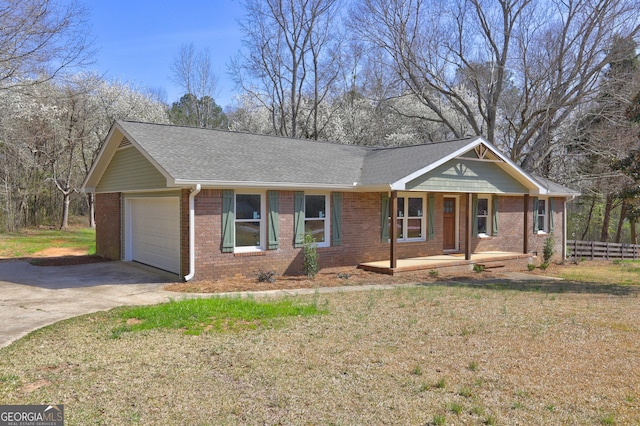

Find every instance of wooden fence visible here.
[567,240,640,260]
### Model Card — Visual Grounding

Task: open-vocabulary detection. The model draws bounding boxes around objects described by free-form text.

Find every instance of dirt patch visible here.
[32,247,89,257]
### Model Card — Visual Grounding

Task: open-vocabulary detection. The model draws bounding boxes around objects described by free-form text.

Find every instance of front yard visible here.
[1,278,639,425]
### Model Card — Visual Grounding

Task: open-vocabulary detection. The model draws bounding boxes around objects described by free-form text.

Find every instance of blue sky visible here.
[84,0,244,109]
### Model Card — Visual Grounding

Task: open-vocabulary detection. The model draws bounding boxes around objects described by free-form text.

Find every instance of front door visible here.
[443,197,456,250]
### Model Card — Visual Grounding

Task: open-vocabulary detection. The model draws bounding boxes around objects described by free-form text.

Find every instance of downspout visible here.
[184,184,201,281]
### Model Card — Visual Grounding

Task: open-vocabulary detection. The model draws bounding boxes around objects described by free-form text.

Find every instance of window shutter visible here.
[331,192,342,246]
[533,197,539,233]
[222,190,235,253]
[472,194,478,237]
[267,191,279,250]
[381,194,390,241]
[428,194,435,240]
[294,191,305,247]
[549,197,554,233]
[492,196,499,236]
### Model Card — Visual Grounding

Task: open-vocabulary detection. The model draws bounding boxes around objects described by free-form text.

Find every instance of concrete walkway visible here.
[0,259,559,349]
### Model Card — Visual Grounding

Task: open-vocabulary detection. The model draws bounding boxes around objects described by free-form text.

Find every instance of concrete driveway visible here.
[0,260,183,348]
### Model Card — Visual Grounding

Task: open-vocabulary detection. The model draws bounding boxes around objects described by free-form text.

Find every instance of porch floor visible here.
[358,251,533,275]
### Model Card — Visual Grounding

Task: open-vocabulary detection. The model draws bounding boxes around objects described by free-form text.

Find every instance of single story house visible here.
[82,120,579,280]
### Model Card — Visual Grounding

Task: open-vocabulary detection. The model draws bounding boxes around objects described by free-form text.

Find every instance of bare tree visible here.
[231,0,342,139]
[349,0,640,174]
[0,0,94,90]
[170,43,221,128]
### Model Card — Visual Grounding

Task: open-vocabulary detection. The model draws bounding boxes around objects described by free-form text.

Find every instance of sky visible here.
[83,0,245,109]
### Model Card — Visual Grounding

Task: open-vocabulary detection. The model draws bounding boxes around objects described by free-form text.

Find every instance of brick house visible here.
[82,121,579,280]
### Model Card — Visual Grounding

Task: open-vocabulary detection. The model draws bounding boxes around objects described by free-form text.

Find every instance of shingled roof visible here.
[83,120,578,196]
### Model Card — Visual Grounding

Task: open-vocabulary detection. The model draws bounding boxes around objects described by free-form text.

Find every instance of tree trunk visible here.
[631,219,637,245]
[88,193,95,228]
[60,190,70,229]
[600,193,614,242]
[615,202,628,243]
[581,196,596,240]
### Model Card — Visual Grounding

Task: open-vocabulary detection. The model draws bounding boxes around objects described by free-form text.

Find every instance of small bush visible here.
[527,263,536,271]
[303,232,319,278]
[473,264,485,273]
[257,269,277,283]
[429,269,439,277]
[540,262,550,270]
[543,234,555,264]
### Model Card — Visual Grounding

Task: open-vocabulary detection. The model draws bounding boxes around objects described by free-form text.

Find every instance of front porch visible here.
[358,251,534,276]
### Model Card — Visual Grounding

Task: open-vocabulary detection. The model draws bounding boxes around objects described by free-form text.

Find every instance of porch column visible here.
[390,190,398,269]
[523,194,529,254]
[465,193,472,260]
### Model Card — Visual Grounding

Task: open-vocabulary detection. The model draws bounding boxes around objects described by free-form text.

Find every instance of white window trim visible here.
[396,192,427,243]
[305,192,330,248]
[537,197,548,234]
[477,195,492,238]
[234,190,266,253]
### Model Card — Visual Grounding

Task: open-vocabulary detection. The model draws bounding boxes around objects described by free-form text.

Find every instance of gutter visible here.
[183,184,201,281]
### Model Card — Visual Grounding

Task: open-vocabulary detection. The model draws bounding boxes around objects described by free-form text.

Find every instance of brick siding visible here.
[96,190,566,280]
[183,191,566,280]
[95,192,121,260]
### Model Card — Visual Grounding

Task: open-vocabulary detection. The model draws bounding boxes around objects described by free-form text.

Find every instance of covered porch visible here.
[358,251,534,276]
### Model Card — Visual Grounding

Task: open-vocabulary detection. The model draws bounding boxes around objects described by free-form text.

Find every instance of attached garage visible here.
[125,197,180,274]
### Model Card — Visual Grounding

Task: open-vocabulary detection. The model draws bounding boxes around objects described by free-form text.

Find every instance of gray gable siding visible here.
[96,147,167,192]
[406,159,528,194]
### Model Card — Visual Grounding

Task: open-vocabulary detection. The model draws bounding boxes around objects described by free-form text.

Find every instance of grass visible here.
[110,296,326,338]
[0,227,95,257]
[2,284,639,424]
[554,259,640,285]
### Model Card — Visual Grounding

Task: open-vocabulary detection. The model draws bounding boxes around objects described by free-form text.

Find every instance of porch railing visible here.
[567,240,640,260]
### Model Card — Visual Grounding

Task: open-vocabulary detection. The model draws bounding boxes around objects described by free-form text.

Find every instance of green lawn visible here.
[1,285,639,425]
[0,228,96,257]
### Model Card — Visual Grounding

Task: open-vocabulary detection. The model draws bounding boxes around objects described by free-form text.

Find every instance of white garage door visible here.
[129,197,180,274]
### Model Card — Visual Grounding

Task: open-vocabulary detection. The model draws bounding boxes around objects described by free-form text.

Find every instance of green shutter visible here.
[331,192,342,246]
[222,190,235,253]
[294,191,305,247]
[267,191,279,250]
[492,195,499,236]
[472,194,478,237]
[549,197,554,233]
[533,197,539,233]
[428,194,435,240]
[381,194,390,241]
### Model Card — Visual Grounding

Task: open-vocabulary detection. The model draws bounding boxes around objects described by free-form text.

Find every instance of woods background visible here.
[1,0,640,245]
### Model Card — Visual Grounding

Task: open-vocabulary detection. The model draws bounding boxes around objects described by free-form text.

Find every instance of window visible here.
[394,195,426,241]
[235,193,264,251]
[537,198,547,233]
[305,194,329,247]
[477,197,489,236]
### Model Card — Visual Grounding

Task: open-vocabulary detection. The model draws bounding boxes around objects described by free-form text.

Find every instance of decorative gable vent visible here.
[119,137,132,148]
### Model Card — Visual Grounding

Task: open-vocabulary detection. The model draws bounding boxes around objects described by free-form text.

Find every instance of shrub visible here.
[543,234,555,264]
[303,232,319,278]
[429,269,439,277]
[257,269,277,283]
[527,263,536,271]
[473,264,485,273]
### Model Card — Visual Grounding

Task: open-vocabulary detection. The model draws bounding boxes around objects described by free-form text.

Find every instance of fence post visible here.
[591,241,594,260]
